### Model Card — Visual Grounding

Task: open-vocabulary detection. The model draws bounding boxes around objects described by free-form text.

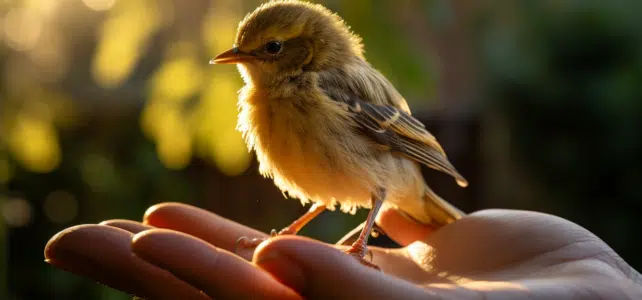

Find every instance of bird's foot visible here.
[345,244,381,270]
[235,227,297,254]
[235,236,267,251]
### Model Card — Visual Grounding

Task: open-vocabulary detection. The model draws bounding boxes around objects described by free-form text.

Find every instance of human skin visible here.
[44,203,642,299]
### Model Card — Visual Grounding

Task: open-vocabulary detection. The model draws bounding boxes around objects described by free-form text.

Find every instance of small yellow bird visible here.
[211,0,467,268]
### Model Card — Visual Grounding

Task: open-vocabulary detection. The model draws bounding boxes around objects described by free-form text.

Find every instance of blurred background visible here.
[1,0,641,298]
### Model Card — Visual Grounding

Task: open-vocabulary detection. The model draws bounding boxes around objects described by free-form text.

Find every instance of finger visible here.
[376,207,434,246]
[132,229,302,300]
[100,219,154,233]
[143,202,267,252]
[44,225,209,300]
[254,236,433,299]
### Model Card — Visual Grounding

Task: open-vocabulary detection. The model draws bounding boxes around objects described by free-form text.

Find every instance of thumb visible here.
[253,236,429,299]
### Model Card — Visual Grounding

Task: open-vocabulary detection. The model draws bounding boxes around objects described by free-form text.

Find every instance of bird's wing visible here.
[346,99,468,187]
[319,66,468,187]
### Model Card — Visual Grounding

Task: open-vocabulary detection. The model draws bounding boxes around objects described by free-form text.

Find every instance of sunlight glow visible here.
[406,241,437,272]
[436,271,471,284]
[461,280,529,291]
[406,241,474,284]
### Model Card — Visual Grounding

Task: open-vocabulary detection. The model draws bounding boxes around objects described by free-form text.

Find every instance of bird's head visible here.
[211,0,364,86]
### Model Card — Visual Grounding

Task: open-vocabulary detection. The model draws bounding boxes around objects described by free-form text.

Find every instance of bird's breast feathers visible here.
[237,82,422,213]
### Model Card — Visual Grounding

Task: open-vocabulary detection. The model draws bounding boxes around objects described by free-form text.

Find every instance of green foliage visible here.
[484,0,642,267]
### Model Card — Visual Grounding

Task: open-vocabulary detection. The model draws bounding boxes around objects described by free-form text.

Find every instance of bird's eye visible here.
[265,41,282,54]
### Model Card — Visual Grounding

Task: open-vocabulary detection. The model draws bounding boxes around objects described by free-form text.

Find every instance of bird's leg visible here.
[236,203,326,252]
[274,203,326,236]
[345,188,385,270]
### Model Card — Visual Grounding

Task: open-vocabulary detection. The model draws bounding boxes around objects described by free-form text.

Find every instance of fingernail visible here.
[255,251,306,293]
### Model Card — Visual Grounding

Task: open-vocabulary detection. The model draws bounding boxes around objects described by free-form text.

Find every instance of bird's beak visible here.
[210,47,255,64]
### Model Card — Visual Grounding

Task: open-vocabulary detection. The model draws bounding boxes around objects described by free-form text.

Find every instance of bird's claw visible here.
[235,227,292,255]
[345,246,380,271]
[235,236,267,255]
[346,251,381,270]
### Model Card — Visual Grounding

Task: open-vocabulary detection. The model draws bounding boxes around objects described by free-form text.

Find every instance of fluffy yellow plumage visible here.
[212,0,467,268]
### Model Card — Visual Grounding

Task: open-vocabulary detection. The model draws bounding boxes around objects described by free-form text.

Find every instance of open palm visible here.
[45,203,642,299]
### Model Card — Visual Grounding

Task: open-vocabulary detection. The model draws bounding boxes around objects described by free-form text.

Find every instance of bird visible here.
[211,0,467,269]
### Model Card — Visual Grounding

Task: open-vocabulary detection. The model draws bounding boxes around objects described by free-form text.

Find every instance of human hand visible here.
[44,203,642,299]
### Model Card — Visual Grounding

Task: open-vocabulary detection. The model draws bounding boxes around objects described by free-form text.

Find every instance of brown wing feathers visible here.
[347,101,468,187]
[318,68,468,188]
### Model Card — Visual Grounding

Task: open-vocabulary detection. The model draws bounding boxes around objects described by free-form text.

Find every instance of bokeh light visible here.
[3,7,43,52]
[197,75,252,176]
[7,113,61,173]
[80,153,117,192]
[148,44,204,102]
[82,0,116,12]
[153,107,193,169]
[43,190,78,224]
[2,198,32,228]
[27,28,68,83]
[91,0,161,88]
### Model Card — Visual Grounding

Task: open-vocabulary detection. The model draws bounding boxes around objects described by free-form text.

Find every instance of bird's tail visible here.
[336,185,464,246]
[398,184,465,228]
